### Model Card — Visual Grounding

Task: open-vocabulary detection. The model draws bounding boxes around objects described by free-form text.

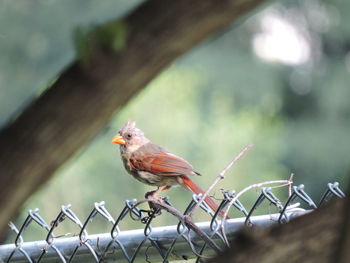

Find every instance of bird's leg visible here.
[145,185,171,199]
[154,185,171,197]
[145,186,171,215]
[145,189,157,199]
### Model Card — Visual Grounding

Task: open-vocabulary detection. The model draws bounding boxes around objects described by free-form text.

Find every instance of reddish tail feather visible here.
[182,176,229,219]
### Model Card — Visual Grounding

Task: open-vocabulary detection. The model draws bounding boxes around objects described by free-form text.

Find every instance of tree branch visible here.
[133,198,222,254]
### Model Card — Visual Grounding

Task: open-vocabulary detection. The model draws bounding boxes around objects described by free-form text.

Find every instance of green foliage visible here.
[98,21,128,51]
[74,27,92,64]
[74,20,128,63]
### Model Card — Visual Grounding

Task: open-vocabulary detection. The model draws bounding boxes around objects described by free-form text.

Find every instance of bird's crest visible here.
[125,120,136,129]
[120,120,143,135]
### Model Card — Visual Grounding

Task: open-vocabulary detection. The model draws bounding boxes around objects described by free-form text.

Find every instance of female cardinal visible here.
[112,121,223,216]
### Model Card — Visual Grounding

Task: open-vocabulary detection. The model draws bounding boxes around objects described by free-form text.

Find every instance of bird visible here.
[112,120,225,216]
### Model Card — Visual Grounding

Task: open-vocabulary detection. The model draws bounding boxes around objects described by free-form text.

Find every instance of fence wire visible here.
[0,182,345,263]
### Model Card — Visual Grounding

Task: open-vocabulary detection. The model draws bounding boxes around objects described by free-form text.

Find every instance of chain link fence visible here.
[0,182,345,263]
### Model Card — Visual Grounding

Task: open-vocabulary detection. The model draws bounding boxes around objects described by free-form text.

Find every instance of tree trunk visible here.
[208,196,350,263]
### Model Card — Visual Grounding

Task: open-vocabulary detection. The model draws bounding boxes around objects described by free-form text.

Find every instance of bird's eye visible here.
[127,133,132,139]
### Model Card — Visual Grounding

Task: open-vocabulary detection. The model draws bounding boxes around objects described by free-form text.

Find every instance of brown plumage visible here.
[112,121,224,216]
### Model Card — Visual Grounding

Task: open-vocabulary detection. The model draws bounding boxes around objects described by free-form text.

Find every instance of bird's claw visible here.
[150,207,162,216]
[147,196,163,212]
[145,192,166,215]
[145,190,157,199]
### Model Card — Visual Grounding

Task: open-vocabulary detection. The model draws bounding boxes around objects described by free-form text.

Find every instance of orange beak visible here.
[112,134,126,145]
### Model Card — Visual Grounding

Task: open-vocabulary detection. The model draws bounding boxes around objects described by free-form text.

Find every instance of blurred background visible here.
[1,0,349,241]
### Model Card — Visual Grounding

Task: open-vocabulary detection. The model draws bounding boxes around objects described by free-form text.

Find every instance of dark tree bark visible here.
[208,197,349,263]
[0,0,266,238]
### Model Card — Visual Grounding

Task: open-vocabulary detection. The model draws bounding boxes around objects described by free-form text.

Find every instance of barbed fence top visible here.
[0,181,345,263]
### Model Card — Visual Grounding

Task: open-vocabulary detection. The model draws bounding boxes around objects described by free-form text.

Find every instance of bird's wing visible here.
[130,143,199,177]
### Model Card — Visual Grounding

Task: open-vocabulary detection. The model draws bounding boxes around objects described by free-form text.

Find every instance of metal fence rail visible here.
[0,182,345,263]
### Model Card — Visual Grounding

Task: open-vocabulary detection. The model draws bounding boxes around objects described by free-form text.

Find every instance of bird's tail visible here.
[181,176,230,219]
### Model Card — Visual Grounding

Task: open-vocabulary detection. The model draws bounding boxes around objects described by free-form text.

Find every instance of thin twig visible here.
[189,144,254,217]
[288,174,294,197]
[132,198,222,254]
[269,174,294,192]
[220,177,293,246]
